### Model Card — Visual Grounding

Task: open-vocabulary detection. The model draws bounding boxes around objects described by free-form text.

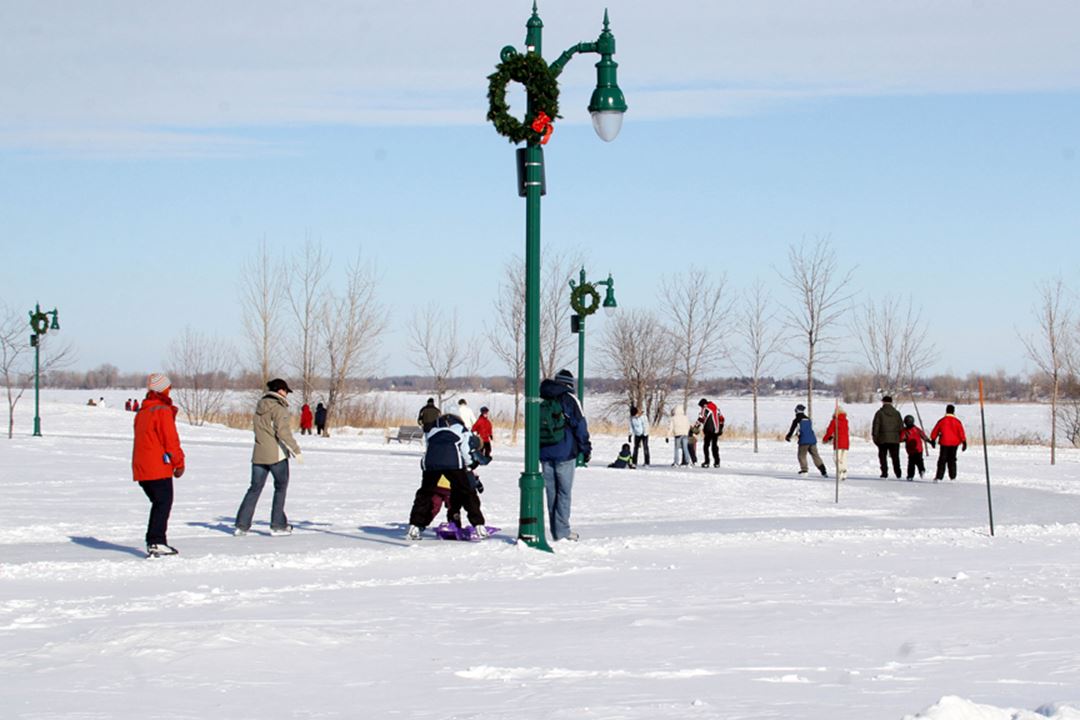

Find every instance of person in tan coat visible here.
[234,378,303,536]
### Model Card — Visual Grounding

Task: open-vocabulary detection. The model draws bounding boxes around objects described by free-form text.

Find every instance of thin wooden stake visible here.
[979,378,995,537]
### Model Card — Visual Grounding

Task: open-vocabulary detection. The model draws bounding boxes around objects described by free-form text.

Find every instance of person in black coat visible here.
[314,402,328,437]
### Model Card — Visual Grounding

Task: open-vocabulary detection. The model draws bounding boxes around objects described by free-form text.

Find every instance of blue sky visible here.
[1,1,1078,379]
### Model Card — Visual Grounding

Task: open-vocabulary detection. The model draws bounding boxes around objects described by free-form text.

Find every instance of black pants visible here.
[906,451,925,479]
[632,435,650,466]
[448,483,485,529]
[410,469,484,529]
[139,478,174,546]
[482,441,492,459]
[878,443,901,477]
[702,431,720,466]
[935,446,959,480]
[688,441,698,464]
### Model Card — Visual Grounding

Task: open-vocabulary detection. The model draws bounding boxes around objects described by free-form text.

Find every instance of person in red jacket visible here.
[930,404,967,482]
[299,403,314,435]
[900,415,932,481]
[821,406,850,481]
[472,406,493,459]
[132,373,185,557]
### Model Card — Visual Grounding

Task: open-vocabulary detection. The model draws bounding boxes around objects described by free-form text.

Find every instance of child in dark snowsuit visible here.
[607,443,636,469]
[899,415,932,481]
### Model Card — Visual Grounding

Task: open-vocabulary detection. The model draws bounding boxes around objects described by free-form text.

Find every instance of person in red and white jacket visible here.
[132,373,185,557]
[899,415,932,481]
[930,404,967,482]
[696,398,725,468]
[822,406,850,481]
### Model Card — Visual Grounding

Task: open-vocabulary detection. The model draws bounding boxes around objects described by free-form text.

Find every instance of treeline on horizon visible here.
[40,364,1070,405]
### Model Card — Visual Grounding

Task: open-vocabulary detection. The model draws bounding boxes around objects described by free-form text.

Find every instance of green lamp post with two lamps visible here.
[569,268,617,466]
[27,304,61,437]
[487,2,626,550]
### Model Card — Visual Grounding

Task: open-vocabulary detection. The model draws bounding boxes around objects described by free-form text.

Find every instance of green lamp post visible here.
[27,304,60,437]
[487,2,626,551]
[569,268,617,466]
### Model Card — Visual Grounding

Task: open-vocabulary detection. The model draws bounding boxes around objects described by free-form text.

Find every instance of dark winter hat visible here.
[480,406,489,414]
[946,404,956,414]
[629,405,638,415]
[554,369,575,388]
[795,404,806,413]
[904,415,915,426]
[882,395,893,403]
[458,398,467,405]
[426,397,435,405]
[267,378,292,394]
[698,398,708,407]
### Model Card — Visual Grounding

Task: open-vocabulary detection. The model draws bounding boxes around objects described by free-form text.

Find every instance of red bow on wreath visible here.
[531,111,554,145]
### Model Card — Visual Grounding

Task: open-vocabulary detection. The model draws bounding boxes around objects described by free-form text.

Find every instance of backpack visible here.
[538,396,567,446]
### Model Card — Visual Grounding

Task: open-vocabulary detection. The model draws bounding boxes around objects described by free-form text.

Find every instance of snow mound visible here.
[904,696,1080,720]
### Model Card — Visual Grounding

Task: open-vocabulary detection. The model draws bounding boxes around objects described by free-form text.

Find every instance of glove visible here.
[173,466,185,478]
[476,481,484,494]
[583,452,591,464]
[293,453,304,464]
[785,435,791,443]
[665,437,670,444]
[627,435,632,444]
[929,439,936,448]
[961,442,967,452]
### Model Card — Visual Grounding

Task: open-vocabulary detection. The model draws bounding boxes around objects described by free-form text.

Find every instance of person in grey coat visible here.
[871,395,904,479]
[234,378,303,536]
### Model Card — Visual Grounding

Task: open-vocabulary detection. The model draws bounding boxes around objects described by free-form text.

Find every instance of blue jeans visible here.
[236,460,290,531]
[541,458,576,540]
[673,435,689,465]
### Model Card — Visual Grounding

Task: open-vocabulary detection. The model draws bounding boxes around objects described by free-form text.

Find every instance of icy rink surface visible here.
[2,392,1080,719]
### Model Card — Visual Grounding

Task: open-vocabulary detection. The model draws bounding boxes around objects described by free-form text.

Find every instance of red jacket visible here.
[822,412,850,450]
[132,392,185,481]
[472,414,493,443]
[930,414,967,447]
[300,404,314,430]
[697,402,724,435]
[900,426,929,454]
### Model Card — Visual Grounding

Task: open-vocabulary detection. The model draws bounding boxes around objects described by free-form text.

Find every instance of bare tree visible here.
[409,304,478,409]
[1,305,75,438]
[166,327,233,426]
[600,308,675,425]
[852,295,937,398]
[240,238,285,385]
[778,238,855,417]
[660,268,735,412]
[286,238,330,404]
[1019,278,1073,464]
[322,254,387,432]
[540,250,583,380]
[487,257,526,444]
[730,281,784,453]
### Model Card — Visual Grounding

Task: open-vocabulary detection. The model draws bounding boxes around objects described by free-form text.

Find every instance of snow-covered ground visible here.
[2,392,1080,719]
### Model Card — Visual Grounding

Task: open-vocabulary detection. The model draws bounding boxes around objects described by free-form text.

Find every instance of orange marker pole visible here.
[979,378,994,537]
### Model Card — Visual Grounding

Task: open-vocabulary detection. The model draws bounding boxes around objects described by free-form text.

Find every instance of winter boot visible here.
[146,544,179,558]
[819,466,828,478]
[270,525,293,536]
[474,525,489,539]
[406,525,422,541]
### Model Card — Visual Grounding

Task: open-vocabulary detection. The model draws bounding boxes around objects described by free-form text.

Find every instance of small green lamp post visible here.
[27,304,60,437]
[487,2,626,550]
[569,268,616,466]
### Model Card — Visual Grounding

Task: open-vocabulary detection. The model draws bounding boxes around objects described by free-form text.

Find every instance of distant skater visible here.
[785,404,828,477]
[872,396,903,479]
[930,404,967,482]
[822,406,849,482]
[900,415,932,481]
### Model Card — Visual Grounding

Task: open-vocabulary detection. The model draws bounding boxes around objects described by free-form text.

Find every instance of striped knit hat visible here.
[147,373,171,393]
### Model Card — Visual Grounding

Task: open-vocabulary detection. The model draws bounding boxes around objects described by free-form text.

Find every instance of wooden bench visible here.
[385,425,425,444]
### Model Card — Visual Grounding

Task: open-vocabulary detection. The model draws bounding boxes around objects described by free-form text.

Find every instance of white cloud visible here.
[1,0,1077,155]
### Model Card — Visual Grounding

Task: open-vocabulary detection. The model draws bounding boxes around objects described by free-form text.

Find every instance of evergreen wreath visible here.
[29,312,49,335]
[487,50,560,145]
[570,284,601,316]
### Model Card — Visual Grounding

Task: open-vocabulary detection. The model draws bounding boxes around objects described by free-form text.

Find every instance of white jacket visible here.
[457,403,477,430]
[669,410,691,437]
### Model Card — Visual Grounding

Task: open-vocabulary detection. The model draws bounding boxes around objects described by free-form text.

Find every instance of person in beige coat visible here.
[234,378,303,536]
[667,407,691,466]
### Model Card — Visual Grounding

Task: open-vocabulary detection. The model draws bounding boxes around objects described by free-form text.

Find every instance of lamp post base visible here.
[517,469,553,552]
